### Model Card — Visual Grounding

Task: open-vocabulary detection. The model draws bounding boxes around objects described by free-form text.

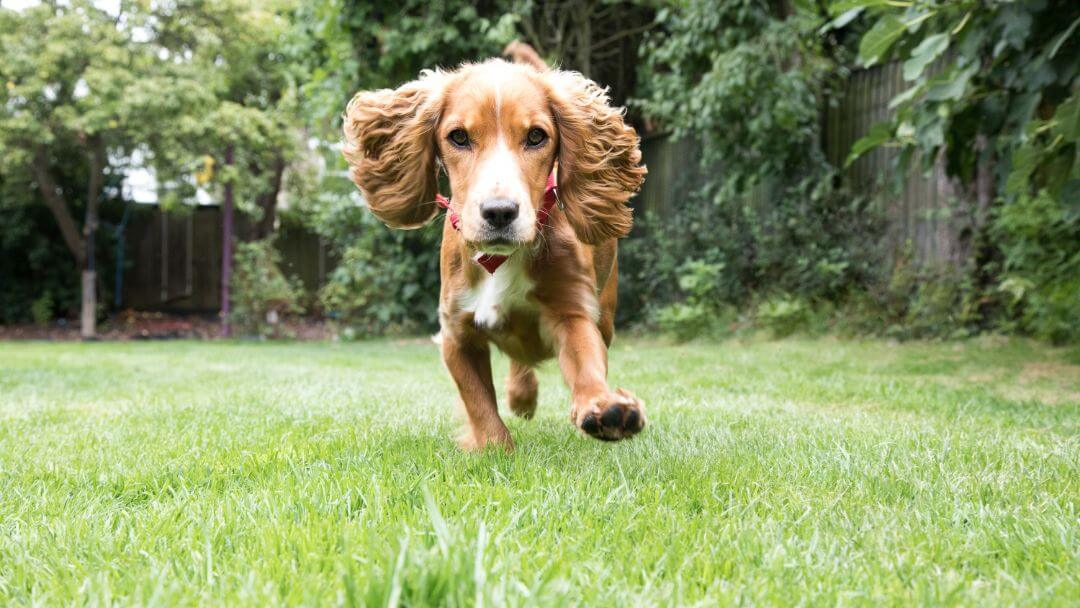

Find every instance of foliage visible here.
[633,0,1078,342]
[2,0,1074,342]
[229,239,303,337]
[313,189,441,336]
[993,189,1080,343]
[0,0,310,326]
[624,0,887,339]
[839,0,1079,342]
[637,0,839,180]
[29,292,54,327]
[877,256,979,340]
[652,259,733,340]
[755,295,815,338]
[0,199,78,324]
[843,0,1077,183]
[293,0,518,139]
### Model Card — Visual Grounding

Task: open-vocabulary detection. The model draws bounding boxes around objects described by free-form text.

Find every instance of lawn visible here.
[0,337,1077,606]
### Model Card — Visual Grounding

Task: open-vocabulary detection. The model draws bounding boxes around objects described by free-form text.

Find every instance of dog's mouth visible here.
[474,237,521,256]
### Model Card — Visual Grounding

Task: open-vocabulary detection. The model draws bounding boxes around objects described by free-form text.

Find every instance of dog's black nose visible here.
[480,198,519,229]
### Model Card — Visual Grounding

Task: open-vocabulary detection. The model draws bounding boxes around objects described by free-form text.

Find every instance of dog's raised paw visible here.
[574,389,645,441]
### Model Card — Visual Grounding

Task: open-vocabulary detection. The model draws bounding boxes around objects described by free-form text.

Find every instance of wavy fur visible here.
[342,72,447,229]
[544,70,646,244]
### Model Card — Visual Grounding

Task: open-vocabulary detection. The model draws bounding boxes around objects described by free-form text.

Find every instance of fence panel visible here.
[828,60,970,267]
[120,206,327,313]
[637,61,972,268]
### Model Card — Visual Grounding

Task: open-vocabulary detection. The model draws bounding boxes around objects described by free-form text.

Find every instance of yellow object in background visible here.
[195,154,215,185]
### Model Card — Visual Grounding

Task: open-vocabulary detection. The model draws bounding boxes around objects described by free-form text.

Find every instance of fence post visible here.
[220,145,234,337]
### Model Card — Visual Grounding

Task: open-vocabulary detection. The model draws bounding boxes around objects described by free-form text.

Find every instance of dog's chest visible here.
[461,257,535,330]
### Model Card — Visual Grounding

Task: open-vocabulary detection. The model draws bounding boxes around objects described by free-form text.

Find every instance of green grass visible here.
[0,337,1077,606]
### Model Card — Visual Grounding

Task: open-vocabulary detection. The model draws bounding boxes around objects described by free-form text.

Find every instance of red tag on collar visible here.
[474,252,508,273]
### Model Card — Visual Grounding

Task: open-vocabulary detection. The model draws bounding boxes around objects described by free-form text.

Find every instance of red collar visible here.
[435,168,559,274]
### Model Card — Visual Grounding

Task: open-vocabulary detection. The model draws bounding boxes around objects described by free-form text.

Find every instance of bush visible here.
[623,1,891,339]
[652,260,733,340]
[993,189,1080,343]
[310,187,441,337]
[839,0,1079,344]
[755,296,814,338]
[0,201,80,323]
[230,238,303,337]
[30,292,53,326]
[620,173,884,336]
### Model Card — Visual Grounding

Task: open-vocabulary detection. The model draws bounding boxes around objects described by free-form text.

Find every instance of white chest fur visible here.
[461,255,534,329]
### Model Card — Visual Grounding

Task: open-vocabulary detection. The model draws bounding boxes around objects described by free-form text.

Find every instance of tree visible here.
[0,2,161,336]
[509,0,655,108]
[0,0,307,335]
[153,0,307,334]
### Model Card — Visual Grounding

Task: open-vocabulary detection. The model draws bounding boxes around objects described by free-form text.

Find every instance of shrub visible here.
[30,291,53,326]
[653,260,733,340]
[311,189,440,337]
[230,238,303,337]
[993,189,1080,343]
[626,1,888,338]
[755,295,814,338]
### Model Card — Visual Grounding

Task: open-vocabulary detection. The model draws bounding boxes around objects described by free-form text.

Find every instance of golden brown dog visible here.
[342,58,646,450]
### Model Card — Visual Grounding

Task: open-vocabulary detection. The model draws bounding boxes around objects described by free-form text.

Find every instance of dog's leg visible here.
[506,360,538,419]
[546,315,645,441]
[441,334,513,450]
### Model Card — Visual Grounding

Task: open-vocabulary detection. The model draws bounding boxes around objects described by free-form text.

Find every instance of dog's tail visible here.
[503,40,548,71]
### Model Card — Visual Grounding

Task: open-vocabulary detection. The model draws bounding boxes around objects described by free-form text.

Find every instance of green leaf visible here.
[828,0,889,16]
[1005,143,1039,196]
[845,122,892,167]
[1051,93,1079,141]
[859,15,907,67]
[924,64,976,102]
[820,7,863,34]
[1047,15,1080,59]
[888,85,921,109]
[902,33,949,81]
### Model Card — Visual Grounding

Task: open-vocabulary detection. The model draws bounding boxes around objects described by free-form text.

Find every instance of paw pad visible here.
[577,389,645,441]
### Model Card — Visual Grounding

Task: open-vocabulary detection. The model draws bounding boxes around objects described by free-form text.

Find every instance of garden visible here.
[1,0,1078,605]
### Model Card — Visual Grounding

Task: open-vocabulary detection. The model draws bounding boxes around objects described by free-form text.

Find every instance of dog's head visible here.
[342,59,645,253]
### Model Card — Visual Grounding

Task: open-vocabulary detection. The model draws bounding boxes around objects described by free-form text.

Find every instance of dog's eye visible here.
[448,129,470,148]
[525,127,547,148]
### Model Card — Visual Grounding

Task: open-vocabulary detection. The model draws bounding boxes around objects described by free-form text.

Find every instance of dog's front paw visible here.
[456,426,514,452]
[572,389,646,441]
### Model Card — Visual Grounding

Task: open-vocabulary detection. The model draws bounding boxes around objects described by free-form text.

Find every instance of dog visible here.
[342,57,646,450]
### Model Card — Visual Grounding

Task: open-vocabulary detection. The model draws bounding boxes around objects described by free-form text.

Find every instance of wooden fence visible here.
[822,59,968,266]
[120,205,328,313]
[636,60,972,267]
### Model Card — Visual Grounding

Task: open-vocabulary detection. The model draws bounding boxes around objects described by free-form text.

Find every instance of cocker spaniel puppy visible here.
[343,58,646,450]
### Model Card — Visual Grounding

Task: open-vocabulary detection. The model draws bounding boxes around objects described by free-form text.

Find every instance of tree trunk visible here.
[221,145,235,337]
[253,155,286,240]
[32,145,105,337]
[80,137,106,339]
[32,148,85,268]
[80,270,96,338]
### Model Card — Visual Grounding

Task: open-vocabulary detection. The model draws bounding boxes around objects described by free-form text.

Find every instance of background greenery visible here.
[1,0,1077,342]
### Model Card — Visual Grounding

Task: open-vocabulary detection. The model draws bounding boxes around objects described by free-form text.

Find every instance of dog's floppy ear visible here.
[342,72,448,229]
[545,70,646,244]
